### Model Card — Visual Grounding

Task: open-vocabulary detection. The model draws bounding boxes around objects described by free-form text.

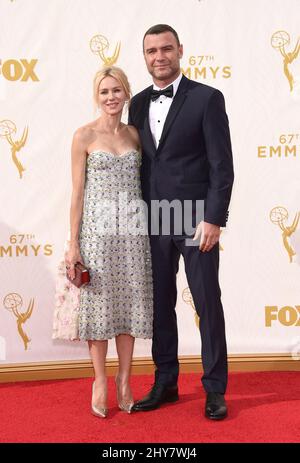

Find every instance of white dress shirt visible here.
[149,73,183,148]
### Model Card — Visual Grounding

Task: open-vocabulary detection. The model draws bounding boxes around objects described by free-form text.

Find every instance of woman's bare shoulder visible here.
[126,124,140,146]
[73,121,96,142]
[127,124,138,135]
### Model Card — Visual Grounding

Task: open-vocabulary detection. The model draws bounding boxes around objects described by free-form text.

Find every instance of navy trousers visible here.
[149,234,228,394]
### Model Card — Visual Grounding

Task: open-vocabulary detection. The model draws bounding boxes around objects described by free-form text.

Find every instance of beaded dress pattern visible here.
[77,149,153,340]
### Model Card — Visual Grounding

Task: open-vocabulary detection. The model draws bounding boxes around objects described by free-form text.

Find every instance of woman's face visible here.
[97,76,127,115]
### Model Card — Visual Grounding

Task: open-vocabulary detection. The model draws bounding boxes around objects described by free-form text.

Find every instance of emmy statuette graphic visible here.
[271,31,300,92]
[3,293,34,350]
[0,119,28,178]
[90,34,121,65]
[182,287,199,328]
[270,206,300,263]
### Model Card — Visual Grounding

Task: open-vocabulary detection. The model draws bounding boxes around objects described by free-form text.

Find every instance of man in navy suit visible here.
[129,24,234,420]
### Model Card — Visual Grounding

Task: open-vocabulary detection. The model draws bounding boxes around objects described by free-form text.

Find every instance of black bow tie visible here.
[150,85,174,101]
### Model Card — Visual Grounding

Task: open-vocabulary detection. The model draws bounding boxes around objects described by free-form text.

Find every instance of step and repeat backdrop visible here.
[0,0,299,364]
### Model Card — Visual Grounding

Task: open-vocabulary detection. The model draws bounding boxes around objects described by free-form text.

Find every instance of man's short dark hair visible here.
[143,24,180,50]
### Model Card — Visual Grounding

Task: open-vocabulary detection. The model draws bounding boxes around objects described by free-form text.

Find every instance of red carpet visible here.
[0,371,299,443]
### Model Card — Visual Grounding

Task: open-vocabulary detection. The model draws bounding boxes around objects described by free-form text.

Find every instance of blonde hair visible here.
[93,66,132,107]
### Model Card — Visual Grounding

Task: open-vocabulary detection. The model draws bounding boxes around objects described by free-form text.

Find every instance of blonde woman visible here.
[65,67,153,418]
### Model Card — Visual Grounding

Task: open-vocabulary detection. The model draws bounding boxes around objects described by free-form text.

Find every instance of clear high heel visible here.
[91,381,108,418]
[115,376,134,414]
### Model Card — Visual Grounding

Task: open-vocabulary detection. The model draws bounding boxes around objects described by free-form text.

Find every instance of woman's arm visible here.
[65,129,87,279]
[127,124,140,150]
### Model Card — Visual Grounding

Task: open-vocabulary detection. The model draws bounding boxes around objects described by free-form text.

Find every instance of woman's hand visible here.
[65,242,84,280]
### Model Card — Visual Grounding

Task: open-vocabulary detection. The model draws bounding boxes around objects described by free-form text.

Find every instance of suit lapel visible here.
[138,76,190,158]
[157,75,189,153]
[140,88,156,158]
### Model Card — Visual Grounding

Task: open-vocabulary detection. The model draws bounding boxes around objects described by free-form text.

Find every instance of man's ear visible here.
[179,44,183,59]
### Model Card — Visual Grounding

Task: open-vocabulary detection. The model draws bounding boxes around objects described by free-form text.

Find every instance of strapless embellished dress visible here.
[77,149,153,340]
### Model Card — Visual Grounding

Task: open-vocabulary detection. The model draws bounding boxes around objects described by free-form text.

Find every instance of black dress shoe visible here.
[131,383,179,411]
[205,392,227,420]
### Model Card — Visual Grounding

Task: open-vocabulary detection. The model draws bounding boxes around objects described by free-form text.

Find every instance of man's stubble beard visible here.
[150,65,180,82]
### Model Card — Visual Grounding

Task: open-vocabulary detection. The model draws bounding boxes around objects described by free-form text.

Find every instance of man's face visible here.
[143,31,183,83]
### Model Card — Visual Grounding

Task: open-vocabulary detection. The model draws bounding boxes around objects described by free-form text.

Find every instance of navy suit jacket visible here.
[128,74,234,227]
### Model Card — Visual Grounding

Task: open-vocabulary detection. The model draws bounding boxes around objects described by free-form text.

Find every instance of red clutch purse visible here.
[66,262,90,288]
